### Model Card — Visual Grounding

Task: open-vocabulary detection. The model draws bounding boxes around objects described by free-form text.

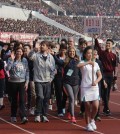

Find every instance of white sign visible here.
[0,32,39,42]
[84,17,102,35]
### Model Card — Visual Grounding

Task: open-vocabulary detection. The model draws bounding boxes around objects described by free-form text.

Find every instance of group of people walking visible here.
[0,35,118,132]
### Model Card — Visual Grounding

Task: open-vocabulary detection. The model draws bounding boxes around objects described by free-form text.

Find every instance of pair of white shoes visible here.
[86,120,97,132]
[35,115,49,122]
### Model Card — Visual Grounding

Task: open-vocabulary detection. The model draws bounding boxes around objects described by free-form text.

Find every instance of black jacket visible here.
[63,59,81,86]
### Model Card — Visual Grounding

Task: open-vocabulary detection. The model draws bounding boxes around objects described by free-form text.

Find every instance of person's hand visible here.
[49,49,55,55]
[50,51,55,55]
[34,43,40,52]
[3,45,8,51]
[24,83,28,91]
[89,61,94,67]
[92,81,97,86]
[94,34,99,39]
[112,83,118,91]
[103,80,108,89]
[54,69,57,75]
[11,51,15,61]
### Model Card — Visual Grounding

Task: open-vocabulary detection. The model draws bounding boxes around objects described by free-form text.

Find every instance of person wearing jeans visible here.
[29,41,55,122]
[35,82,51,118]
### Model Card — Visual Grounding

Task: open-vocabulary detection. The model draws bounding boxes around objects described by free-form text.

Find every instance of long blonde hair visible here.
[64,47,79,67]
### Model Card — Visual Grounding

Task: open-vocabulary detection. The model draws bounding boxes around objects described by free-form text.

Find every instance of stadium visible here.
[0,0,120,134]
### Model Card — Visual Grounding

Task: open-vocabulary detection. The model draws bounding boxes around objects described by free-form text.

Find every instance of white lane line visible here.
[116,90,120,93]
[101,118,120,121]
[0,117,35,134]
[110,101,120,106]
[108,116,120,120]
[100,113,120,121]
[48,114,104,134]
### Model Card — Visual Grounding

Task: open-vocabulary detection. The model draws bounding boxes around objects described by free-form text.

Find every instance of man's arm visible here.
[94,35,103,56]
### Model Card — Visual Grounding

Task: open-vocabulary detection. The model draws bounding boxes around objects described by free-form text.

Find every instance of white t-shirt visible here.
[80,60,100,88]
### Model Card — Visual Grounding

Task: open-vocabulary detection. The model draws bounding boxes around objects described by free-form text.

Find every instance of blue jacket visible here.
[6,57,29,83]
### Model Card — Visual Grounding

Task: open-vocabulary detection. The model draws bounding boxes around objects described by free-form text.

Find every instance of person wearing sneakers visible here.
[94,36,117,116]
[6,47,29,124]
[93,50,107,121]
[52,43,67,116]
[77,46,102,131]
[29,41,55,123]
[76,38,88,117]
[63,47,81,124]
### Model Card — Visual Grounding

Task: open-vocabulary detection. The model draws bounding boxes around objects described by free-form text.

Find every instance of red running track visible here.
[0,69,120,134]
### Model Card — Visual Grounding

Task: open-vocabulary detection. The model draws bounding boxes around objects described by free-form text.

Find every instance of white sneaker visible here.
[62,108,66,114]
[35,116,40,122]
[86,124,94,132]
[11,117,17,123]
[90,120,97,130]
[58,113,64,117]
[48,105,52,110]
[42,116,49,122]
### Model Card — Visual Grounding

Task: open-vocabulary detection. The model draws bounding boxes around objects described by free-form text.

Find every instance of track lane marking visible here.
[0,117,35,134]
[48,114,104,134]
[101,119,120,121]
[110,101,120,106]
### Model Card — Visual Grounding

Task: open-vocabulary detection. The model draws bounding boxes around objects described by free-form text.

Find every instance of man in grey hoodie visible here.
[29,41,55,122]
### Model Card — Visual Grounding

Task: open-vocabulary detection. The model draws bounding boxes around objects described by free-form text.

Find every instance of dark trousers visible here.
[35,82,51,116]
[4,77,9,95]
[9,82,26,119]
[27,82,31,109]
[80,102,85,113]
[78,89,85,113]
[50,80,55,99]
[0,78,5,98]
[54,77,63,114]
[103,75,113,111]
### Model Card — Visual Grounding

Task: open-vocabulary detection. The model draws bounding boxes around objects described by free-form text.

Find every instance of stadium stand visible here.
[50,0,120,16]
[0,0,120,41]
[0,18,73,36]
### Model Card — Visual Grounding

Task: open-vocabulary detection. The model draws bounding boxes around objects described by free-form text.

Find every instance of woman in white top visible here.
[77,46,102,132]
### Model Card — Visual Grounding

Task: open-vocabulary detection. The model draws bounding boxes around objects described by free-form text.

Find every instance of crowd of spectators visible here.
[0,18,73,36]
[48,15,120,40]
[0,16,120,40]
[0,0,120,40]
[0,0,49,14]
[101,18,120,40]
[50,0,120,16]
[1,0,120,16]
[48,15,84,34]
[16,0,42,11]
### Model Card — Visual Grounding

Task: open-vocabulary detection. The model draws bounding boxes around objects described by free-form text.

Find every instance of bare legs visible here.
[85,100,99,124]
